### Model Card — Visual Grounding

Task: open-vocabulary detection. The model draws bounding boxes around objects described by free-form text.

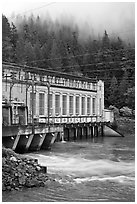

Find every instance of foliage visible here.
[2,14,135,110]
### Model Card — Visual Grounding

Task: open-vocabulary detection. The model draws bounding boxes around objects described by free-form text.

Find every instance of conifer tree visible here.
[2,15,12,61]
[108,76,118,106]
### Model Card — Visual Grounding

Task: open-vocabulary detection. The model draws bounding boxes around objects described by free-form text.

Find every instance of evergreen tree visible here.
[10,22,18,61]
[16,36,25,64]
[24,42,35,66]
[102,30,110,50]
[118,71,129,107]
[108,76,118,106]
[2,15,12,61]
[49,39,63,71]
[125,87,135,109]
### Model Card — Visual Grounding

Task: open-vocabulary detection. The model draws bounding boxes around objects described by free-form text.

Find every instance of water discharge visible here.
[3,135,135,202]
[27,151,135,185]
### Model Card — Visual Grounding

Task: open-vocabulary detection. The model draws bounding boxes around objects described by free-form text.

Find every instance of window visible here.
[49,94,52,115]
[69,96,73,115]
[92,98,96,115]
[93,83,97,90]
[76,96,79,114]
[87,97,91,115]
[55,95,60,115]
[69,80,73,87]
[21,76,23,93]
[39,93,45,115]
[82,97,85,115]
[83,82,86,89]
[87,83,90,89]
[62,95,67,115]
[99,98,102,115]
[30,92,36,115]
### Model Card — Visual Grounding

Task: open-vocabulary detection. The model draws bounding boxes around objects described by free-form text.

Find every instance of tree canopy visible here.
[2,14,135,109]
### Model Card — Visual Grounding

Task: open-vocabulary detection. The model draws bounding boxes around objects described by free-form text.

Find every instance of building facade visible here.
[2,62,105,125]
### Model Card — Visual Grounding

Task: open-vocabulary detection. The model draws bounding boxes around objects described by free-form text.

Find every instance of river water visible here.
[3,134,135,202]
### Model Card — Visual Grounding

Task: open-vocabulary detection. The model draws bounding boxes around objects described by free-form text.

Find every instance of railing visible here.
[28,115,103,125]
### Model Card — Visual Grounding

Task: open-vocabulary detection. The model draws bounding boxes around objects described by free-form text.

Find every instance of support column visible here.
[101,125,104,137]
[68,128,71,141]
[50,132,58,144]
[37,133,46,150]
[75,128,78,140]
[25,134,34,151]
[85,127,88,139]
[12,134,20,151]
[94,125,98,137]
[81,127,84,139]
[87,126,91,139]
[73,128,76,141]
[61,131,65,142]
[93,126,95,137]
[90,126,93,138]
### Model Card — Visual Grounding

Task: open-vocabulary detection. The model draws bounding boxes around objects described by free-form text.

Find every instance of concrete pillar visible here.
[83,126,87,139]
[50,132,58,144]
[12,134,20,151]
[41,133,53,150]
[87,126,91,139]
[98,124,103,137]
[64,128,69,141]
[75,128,78,140]
[37,133,46,150]
[68,128,71,141]
[25,134,34,151]
[73,128,76,141]
[101,125,104,137]
[60,131,65,142]
[90,126,93,138]
[85,127,88,139]
[93,126,95,137]
[94,125,98,137]
[82,127,84,139]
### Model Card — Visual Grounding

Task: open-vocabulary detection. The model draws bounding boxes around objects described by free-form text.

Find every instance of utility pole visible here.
[31,76,35,135]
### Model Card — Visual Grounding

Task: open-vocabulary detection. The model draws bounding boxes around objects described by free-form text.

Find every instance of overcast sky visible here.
[2,1,135,44]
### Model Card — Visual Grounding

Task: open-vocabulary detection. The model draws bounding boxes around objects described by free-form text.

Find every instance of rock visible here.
[14,173,18,177]
[2,147,48,191]
[19,176,26,185]
[36,166,41,171]
[10,156,17,162]
[15,187,20,191]
[6,186,11,191]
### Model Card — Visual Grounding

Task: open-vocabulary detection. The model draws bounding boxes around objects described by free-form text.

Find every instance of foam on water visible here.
[73,175,135,184]
[27,153,135,184]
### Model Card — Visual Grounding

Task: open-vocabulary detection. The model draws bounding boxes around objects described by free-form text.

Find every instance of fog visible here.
[3,2,135,44]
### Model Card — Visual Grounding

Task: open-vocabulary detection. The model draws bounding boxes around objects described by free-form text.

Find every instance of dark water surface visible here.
[3,134,135,202]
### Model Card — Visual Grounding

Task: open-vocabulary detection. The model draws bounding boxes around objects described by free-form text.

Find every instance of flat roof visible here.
[3,62,97,83]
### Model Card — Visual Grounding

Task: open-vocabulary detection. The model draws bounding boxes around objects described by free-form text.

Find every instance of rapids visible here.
[3,136,135,202]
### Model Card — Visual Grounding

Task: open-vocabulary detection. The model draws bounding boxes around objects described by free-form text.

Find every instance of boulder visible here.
[2,147,48,191]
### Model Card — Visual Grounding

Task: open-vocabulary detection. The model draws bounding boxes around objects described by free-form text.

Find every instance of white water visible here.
[27,152,135,185]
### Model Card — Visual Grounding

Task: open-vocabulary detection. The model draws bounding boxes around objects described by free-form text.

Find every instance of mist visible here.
[5,2,135,45]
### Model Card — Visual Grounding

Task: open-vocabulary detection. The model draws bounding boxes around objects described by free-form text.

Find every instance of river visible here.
[3,133,135,202]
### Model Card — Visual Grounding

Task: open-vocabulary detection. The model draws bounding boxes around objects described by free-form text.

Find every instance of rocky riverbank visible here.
[2,147,49,191]
[116,117,135,136]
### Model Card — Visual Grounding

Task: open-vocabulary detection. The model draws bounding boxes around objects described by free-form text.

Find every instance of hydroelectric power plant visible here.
[2,62,122,153]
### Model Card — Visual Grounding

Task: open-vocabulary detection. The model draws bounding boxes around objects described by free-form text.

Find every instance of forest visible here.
[2,14,135,110]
